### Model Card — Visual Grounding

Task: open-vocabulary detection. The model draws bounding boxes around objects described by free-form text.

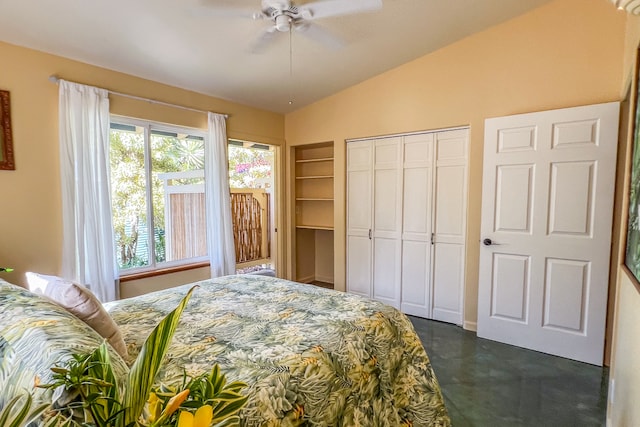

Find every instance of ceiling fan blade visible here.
[249,26,279,53]
[296,23,343,50]
[298,0,382,20]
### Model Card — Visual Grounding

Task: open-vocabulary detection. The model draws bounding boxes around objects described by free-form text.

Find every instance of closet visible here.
[346,128,468,324]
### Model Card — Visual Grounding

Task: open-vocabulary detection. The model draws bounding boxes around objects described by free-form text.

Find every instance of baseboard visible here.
[463,321,477,332]
[296,275,315,284]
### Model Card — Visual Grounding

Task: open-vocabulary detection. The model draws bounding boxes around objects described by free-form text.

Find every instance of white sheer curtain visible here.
[59,80,118,302]
[205,112,236,276]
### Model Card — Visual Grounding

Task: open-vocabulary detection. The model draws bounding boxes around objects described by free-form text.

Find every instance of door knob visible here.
[483,238,493,246]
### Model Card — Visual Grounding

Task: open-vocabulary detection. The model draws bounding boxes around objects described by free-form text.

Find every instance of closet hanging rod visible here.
[48,75,229,118]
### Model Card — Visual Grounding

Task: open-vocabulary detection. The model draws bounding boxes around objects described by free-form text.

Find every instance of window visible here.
[109,119,207,272]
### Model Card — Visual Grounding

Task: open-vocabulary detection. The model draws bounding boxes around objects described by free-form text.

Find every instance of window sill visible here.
[119,262,210,282]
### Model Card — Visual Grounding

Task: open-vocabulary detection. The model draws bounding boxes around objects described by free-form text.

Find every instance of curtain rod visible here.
[48,75,229,118]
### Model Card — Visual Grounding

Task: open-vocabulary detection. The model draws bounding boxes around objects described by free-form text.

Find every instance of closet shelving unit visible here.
[292,142,334,287]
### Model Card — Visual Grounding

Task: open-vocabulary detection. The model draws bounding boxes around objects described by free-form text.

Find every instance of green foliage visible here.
[110,129,273,271]
[228,146,273,189]
[122,286,196,426]
[152,365,248,427]
[110,129,148,270]
[39,286,216,427]
[110,127,205,270]
[0,392,56,427]
[41,349,120,426]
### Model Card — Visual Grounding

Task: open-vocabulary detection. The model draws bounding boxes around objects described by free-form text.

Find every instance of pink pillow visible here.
[25,272,128,359]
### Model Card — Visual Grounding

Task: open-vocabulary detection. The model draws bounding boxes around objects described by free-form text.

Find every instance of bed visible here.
[0,275,450,426]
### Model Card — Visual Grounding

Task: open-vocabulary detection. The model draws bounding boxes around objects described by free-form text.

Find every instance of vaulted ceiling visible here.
[0,0,553,113]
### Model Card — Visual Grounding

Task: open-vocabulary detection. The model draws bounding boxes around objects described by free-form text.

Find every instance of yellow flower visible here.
[177,405,213,427]
[147,392,161,423]
[151,389,190,426]
[177,411,193,427]
[163,389,190,418]
[194,405,213,427]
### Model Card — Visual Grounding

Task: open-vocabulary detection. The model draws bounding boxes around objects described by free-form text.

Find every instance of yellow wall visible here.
[0,41,284,295]
[285,0,626,329]
[0,1,638,419]
[608,11,640,426]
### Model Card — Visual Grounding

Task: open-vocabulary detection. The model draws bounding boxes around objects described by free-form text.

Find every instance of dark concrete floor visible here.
[409,316,608,427]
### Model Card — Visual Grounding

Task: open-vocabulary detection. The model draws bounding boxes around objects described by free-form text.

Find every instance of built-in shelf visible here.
[296,225,334,231]
[295,175,334,180]
[293,142,335,285]
[296,157,334,163]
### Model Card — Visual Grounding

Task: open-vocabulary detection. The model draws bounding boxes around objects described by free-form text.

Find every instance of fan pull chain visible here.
[288,25,293,105]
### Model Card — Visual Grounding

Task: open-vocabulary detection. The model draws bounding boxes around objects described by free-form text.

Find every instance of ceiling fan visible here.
[200,0,383,52]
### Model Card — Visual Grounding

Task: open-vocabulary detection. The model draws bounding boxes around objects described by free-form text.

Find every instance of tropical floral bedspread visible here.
[106,275,450,426]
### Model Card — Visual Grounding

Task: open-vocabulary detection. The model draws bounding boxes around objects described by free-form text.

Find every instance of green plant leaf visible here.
[22,402,50,426]
[122,286,197,426]
[210,395,248,424]
[87,342,120,419]
[0,391,51,427]
[11,393,33,427]
[213,415,241,427]
[0,394,24,427]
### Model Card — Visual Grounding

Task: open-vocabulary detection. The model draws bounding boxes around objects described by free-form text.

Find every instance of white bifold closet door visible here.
[347,129,468,324]
[400,134,435,317]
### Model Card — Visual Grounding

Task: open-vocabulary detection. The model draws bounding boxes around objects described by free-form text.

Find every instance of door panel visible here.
[543,258,589,332]
[373,237,400,306]
[435,165,466,238]
[346,141,372,297]
[548,161,594,236]
[347,235,372,297]
[432,243,464,324]
[478,102,619,365]
[347,170,372,231]
[401,240,430,316]
[491,253,530,322]
[374,168,399,232]
[495,164,534,233]
[403,168,431,234]
[498,126,537,152]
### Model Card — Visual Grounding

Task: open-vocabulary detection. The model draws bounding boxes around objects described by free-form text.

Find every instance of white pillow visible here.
[25,272,128,359]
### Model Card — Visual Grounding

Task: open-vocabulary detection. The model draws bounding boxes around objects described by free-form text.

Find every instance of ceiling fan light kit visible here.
[274,13,293,32]
[205,0,383,51]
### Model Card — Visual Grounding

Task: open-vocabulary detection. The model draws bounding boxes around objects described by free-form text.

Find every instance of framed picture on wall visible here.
[625,52,640,284]
[0,89,15,170]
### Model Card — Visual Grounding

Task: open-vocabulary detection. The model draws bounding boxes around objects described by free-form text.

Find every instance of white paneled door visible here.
[346,141,373,298]
[347,129,468,324]
[477,102,619,365]
[432,130,468,324]
[372,138,403,308]
[401,133,435,317]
